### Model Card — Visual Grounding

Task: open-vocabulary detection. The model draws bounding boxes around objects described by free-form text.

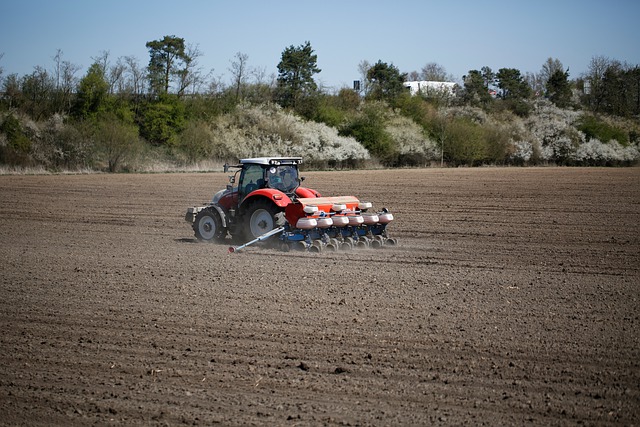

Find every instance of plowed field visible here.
[1,167,638,426]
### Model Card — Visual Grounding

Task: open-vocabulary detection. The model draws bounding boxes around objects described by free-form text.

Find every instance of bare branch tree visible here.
[539,58,564,86]
[177,43,203,95]
[60,60,80,111]
[585,55,612,111]
[229,52,249,101]
[420,62,453,82]
[524,71,545,96]
[51,49,80,112]
[205,72,225,95]
[408,70,420,81]
[52,49,63,89]
[357,60,372,95]
[91,50,110,74]
[122,56,146,106]
[251,65,268,85]
[108,57,127,95]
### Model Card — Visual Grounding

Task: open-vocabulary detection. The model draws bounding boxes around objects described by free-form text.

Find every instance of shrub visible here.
[574,139,640,166]
[396,95,438,130]
[178,120,215,163]
[385,115,438,166]
[313,104,347,128]
[138,95,186,146]
[484,125,512,164]
[524,99,581,163]
[94,113,143,172]
[0,113,31,153]
[200,103,370,168]
[577,114,628,145]
[444,117,488,166]
[340,102,394,164]
[38,115,93,170]
[509,140,533,164]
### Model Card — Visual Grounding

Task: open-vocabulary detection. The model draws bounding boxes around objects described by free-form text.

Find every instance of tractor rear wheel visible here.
[193,208,226,242]
[242,199,285,242]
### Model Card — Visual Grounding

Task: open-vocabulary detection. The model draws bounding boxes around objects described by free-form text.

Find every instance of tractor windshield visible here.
[267,165,299,193]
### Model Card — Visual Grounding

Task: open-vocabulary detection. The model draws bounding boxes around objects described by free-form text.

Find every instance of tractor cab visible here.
[234,157,303,201]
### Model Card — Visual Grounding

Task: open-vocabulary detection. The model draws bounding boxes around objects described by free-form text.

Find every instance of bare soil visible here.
[0,167,638,426]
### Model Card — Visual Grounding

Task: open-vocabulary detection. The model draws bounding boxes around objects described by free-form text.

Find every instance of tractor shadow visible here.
[175,237,200,244]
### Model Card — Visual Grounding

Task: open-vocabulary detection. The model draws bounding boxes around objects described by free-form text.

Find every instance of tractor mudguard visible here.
[210,204,228,228]
[241,188,292,209]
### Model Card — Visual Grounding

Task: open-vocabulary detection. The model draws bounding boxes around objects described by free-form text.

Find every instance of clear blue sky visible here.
[1,0,638,90]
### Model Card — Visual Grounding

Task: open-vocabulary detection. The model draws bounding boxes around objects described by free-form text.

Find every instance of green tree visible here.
[74,62,109,119]
[138,94,185,146]
[546,68,572,108]
[462,69,493,107]
[480,66,496,89]
[625,66,640,117]
[496,68,532,116]
[340,102,394,163]
[146,35,192,95]
[0,112,31,153]
[366,60,407,103]
[601,64,629,117]
[276,41,321,109]
[0,113,32,166]
[496,68,531,100]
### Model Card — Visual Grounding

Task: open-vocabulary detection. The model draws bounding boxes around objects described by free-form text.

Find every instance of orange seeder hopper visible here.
[280,196,396,252]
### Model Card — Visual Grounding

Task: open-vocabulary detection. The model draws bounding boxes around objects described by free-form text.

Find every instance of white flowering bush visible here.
[206,103,369,167]
[515,100,639,165]
[574,139,640,165]
[524,100,579,162]
[385,115,439,165]
[509,140,533,164]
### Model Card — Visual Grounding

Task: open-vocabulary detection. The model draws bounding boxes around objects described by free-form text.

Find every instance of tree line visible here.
[0,37,638,171]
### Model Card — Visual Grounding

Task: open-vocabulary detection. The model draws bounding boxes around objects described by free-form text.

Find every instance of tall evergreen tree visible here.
[146,35,192,95]
[546,68,572,108]
[276,41,321,109]
[366,60,407,102]
[463,69,493,106]
[496,68,531,100]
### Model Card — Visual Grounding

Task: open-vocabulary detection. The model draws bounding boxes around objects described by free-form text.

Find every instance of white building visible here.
[403,81,457,96]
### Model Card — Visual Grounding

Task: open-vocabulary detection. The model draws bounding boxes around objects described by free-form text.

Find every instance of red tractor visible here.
[185,157,395,252]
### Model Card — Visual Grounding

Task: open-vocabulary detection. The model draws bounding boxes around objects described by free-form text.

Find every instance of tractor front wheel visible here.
[193,208,226,242]
[242,199,285,242]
